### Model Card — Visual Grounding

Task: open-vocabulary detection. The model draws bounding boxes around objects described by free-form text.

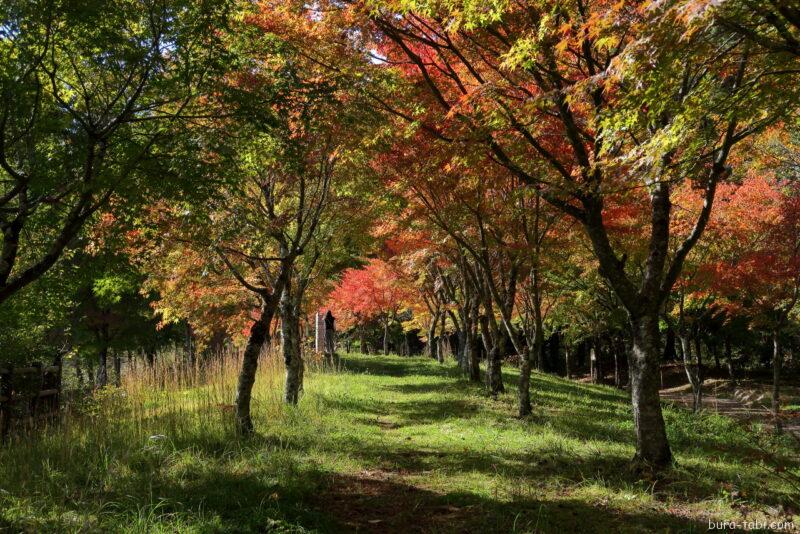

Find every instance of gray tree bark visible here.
[518,344,533,416]
[680,334,702,412]
[613,338,623,388]
[96,324,109,388]
[235,301,274,435]
[281,284,304,405]
[724,336,735,380]
[113,353,121,387]
[479,312,504,397]
[428,311,438,361]
[465,329,479,382]
[629,316,672,467]
[437,313,446,363]
[772,329,783,433]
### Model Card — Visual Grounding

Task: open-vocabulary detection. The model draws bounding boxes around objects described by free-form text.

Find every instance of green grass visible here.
[1,354,797,533]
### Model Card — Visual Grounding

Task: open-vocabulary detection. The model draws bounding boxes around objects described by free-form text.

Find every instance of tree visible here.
[706,166,800,431]
[0,0,229,305]
[328,259,413,355]
[139,0,386,427]
[355,0,792,469]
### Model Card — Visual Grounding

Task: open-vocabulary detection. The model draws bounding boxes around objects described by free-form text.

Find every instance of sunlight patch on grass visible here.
[1,353,797,532]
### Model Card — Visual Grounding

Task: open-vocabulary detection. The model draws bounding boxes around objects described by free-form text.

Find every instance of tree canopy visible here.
[3,0,800,474]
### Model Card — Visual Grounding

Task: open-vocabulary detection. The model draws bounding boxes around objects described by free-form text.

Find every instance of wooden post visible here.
[57,357,63,412]
[315,312,324,352]
[1,365,12,442]
[31,362,43,423]
[0,363,63,441]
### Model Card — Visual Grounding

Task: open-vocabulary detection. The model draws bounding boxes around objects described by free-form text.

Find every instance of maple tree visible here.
[6,0,800,485]
[131,0,388,430]
[327,259,415,355]
[706,167,800,429]
[348,0,800,468]
[0,0,229,305]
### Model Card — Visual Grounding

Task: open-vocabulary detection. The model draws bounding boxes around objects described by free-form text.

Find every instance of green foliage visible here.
[0,0,232,303]
[0,265,77,363]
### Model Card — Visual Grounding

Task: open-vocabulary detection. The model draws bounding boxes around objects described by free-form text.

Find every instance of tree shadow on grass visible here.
[42,456,712,533]
[318,394,480,428]
[340,355,464,380]
[2,355,789,532]
[309,470,710,533]
[319,357,794,510]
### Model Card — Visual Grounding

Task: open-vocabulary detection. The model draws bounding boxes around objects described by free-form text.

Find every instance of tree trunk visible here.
[281,285,303,405]
[235,302,272,435]
[564,346,572,380]
[453,327,465,370]
[772,329,783,433]
[464,302,480,382]
[518,344,534,417]
[359,326,366,355]
[724,335,734,380]
[428,313,438,361]
[487,343,503,397]
[533,277,545,372]
[493,321,505,394]
[624,334,633,388]
[464,326,478,382]
[96,325,109,388]
[383,320,389,355]
[113,352,121,387]
[434,313,446,363]
[694,336,704,385]
[680,335,702,412]
[75,359,84,388]
[662,327,676,361]
[629,315,672,468]
[185,323,195,366]
[434,314,446,363]
[596,339,604,384]
[518,318,543,417]
[590,339,602,384]
[480,313,503,396]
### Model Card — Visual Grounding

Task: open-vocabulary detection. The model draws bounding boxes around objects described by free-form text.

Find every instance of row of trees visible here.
[0,0,386,432]
[2,0,800,470]
[325,0,800,469]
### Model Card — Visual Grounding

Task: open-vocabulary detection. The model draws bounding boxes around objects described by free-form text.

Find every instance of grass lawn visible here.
[0,354,797,533]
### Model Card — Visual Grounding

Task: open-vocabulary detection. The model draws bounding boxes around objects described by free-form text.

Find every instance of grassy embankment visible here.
[0,353,797,533]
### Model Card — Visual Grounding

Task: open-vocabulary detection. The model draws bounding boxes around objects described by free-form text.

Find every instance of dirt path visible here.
[303,356,795,532]
[661,378,800,439]
[316,468,475,533]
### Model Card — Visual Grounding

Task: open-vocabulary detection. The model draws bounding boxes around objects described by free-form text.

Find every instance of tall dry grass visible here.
[0,344,333,496]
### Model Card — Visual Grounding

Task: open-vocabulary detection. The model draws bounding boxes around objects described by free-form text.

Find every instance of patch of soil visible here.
[375,417,401,430]
[314,469,474,533]
[660,378,800,438]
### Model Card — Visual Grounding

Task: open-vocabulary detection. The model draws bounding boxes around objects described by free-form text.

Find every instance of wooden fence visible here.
[0,363,62,441]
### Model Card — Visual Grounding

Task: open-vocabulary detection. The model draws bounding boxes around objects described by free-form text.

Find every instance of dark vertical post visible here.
[1,365,12,442]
